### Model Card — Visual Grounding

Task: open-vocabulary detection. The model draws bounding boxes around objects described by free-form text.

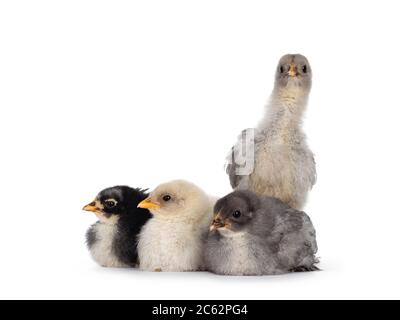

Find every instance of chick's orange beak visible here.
[210,216,226,231]
[83,201,98,213]
[137,198,161,210]
[288,63,298,77]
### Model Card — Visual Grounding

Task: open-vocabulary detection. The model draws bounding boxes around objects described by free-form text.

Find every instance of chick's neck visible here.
[258,87,309,141]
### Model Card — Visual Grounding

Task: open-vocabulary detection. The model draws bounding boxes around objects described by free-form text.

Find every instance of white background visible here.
[1,0,399,300]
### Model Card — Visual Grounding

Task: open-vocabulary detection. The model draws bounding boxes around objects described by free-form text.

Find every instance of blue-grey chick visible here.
[204,190,318,276]
[227,54,316,210]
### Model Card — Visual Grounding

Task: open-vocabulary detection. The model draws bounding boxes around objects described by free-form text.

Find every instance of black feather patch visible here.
[86,224,98,249]
[290,265,320,272]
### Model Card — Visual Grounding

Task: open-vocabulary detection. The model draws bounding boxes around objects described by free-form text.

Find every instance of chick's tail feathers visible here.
[290,257,321,273]
[290,265,320,273]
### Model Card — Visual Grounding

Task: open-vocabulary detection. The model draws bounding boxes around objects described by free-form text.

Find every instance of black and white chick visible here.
[83,186,152,268]
[204,190,319,276]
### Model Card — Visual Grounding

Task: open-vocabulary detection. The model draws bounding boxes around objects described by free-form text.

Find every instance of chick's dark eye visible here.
[302,65,308,73]
[232,210,241,218]
[280,66,284,73]
[104,200,116,208]
[163,195,171,202]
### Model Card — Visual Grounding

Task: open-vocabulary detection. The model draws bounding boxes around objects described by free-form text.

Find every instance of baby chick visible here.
[227,54,316,210]
[204,190,318,276]
[83,186,152,268]
[137,180,215,272]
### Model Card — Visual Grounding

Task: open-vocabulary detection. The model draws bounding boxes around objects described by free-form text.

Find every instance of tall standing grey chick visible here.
[204,190,318,276]
[227,54,316,210]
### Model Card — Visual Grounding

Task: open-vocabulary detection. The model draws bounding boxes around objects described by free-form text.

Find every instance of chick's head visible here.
[211,190,260,236]
[83,186,148,224]
[275,54,312,91]
[138,180,209,220]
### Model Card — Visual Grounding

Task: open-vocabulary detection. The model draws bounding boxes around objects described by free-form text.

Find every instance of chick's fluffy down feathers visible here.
[227,54,316,210]
[138,180,215,272]
[85,186,151,268]
[205,192,318,276]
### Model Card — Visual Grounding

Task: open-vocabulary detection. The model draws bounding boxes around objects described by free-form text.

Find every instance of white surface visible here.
[0,0,399,300]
